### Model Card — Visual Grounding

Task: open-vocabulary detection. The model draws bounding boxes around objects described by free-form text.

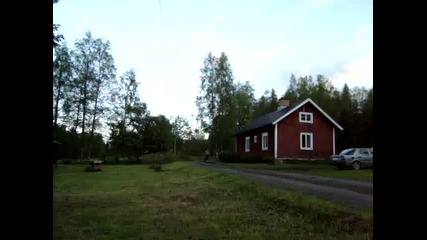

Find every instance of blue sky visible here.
[53,0,373,129]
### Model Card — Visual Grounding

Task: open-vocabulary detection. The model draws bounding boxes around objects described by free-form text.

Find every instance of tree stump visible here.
[90,160,103,172]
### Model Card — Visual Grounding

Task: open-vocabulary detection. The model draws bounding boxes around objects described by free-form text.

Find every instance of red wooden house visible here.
[233,98,343,160]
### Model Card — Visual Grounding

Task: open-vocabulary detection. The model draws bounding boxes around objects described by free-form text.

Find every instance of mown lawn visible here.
[53,162,373,240]
[217,162,373,181]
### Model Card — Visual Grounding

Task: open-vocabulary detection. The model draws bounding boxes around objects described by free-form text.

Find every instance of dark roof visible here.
[233,103,300,136]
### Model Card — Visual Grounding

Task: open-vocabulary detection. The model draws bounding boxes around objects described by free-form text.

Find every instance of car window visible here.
[361,149,370,155]
[340,149,355,155]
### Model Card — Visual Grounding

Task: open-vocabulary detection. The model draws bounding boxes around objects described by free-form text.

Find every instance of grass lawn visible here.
[53,162,373,240]
[216,162,373,182]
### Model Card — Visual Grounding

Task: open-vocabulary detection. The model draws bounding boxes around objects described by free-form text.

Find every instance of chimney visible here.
[277,98,290,111]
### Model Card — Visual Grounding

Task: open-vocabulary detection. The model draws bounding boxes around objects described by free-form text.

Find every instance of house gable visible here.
[272,98,343,130]
[275,100,340,159]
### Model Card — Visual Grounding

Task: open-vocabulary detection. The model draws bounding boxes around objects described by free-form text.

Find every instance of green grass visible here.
[216,162,373,181]
[54,162,373,240]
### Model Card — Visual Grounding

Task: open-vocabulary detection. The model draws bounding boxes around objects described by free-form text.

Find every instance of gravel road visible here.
[195,161,373,210]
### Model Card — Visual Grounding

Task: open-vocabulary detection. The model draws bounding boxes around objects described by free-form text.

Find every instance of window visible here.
[245,136,250,152]
[262,132,268,150]
[300,132,313,150]
[360,149,370,155]
[339,148,355,155]
[299,112,313,123]
[254,135,257,143]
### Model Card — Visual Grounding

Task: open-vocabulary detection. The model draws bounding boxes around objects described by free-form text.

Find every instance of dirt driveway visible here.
[195,161,373,209]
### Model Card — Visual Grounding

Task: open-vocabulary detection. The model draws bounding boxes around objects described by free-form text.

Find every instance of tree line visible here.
[196,52,373,153]
[53,30,372,160]
[53,32,206,160]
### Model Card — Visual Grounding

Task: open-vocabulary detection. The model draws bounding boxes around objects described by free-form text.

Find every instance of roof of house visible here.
[233,102,300,136]
[233,98,344,136]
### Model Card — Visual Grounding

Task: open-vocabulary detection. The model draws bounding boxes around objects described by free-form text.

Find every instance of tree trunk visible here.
[54,71,63,128]
[88,81,101,159]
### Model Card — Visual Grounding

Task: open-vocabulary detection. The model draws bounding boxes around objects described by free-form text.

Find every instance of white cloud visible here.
[206,15,226,28]
[330,49,373,89]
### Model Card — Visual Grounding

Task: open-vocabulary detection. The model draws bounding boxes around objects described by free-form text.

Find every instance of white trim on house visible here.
[261,132,268,151]
[254,135,258,143]
[299,112,313,123]
[272,98,344,130]
[274,124,278,158]
[300,132,313,150]
[245,136,250,152]
[332,127,335,154]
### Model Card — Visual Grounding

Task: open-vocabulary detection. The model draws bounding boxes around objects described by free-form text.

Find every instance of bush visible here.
[282,159,330,165]
[177,153,190,161]
[218,151,240,162]
[262,156,276,165]
[140,152,175,164]
[148,163,164,172]
[218,151,275,164]
[62,159,71,165]
[140,152,176,172]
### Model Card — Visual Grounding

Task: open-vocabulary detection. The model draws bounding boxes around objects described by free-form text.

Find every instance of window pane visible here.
[302,135,306,148]
[306,114,311,121]
[307,135,311,148]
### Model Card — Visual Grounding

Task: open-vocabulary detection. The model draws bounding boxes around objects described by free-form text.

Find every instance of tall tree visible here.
[361,88,373,147]
[108,69,148,159]
[234,81,255,129]
[335,84,356,150]
[196,52,217,133]
[268,88,279,112]
[282,73,299,103]
[53,0,64,47]
[87,38,116,159]
[66,31,116,159]
[196,52,236,151]
[311,74,336,118]
[53,43,72,129]
[171,116,190,154]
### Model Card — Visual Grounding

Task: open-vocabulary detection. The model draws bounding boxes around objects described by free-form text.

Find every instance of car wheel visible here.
[352,161,361,170]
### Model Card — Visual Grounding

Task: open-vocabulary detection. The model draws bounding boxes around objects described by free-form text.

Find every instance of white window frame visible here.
[262,132,268,151]
[254,135,257,143]
[245,136,250,152]
[300,132,313,150]
[299,112,313,123]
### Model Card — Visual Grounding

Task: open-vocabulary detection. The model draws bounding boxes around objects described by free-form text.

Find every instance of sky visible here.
[53,0,373,129]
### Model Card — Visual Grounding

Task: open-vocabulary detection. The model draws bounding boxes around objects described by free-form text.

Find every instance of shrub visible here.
[218,152,275,164]
[282,159,330,165]
[177,153,190,161]
[218,151,240,163]
[140,152,175,164]
[140,152,176,172]
[262,156,276,164]
[148,163,164,172]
